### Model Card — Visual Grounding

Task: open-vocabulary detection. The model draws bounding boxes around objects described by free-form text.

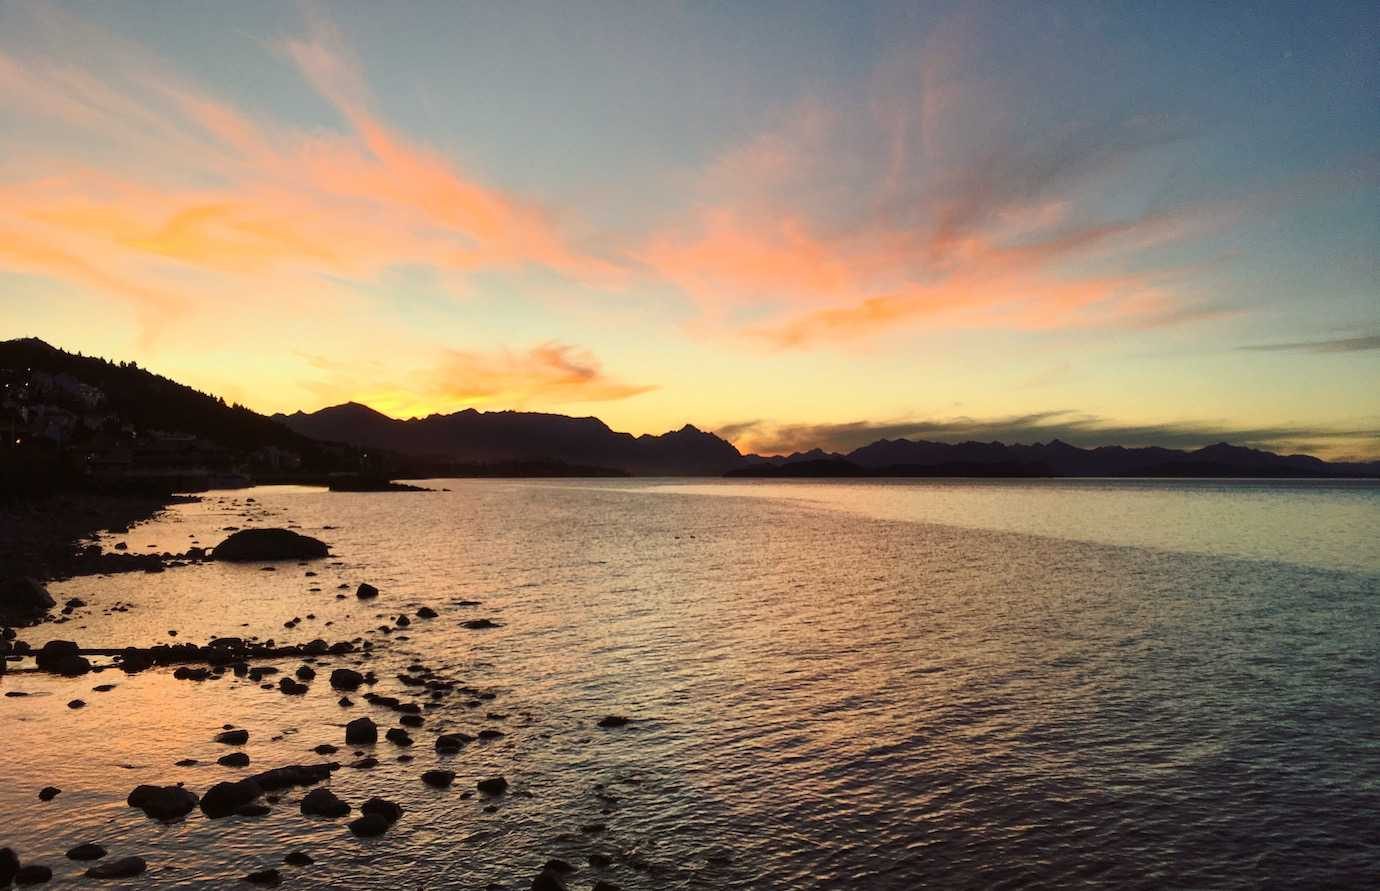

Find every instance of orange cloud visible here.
[0,5,617,339]
[299,343,653,418]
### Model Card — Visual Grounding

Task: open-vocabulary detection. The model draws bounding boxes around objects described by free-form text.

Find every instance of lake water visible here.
[3,478,1378,888]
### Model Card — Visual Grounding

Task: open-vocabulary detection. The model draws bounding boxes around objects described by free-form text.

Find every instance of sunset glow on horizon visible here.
[2,1,1377,458]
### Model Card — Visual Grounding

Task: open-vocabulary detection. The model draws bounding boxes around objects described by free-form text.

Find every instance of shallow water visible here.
[3,479,1378,888]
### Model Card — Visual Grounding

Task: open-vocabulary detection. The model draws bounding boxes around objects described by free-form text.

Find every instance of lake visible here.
[3,478,1378,888]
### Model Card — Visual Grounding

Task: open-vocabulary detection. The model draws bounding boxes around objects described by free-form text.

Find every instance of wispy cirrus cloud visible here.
[0,3,617,342]
[1239,334,1380,353]
[721,411,1380,461]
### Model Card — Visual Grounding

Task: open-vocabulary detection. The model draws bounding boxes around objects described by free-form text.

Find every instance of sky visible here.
[1,0,1377,459]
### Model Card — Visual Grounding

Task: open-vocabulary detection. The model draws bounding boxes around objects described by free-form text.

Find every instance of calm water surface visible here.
[2,479,1378,889]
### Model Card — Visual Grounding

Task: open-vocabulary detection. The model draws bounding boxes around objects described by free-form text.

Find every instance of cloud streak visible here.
[1239,334,1380,354]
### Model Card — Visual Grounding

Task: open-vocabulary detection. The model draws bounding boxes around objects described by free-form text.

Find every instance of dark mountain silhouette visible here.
[275,403,744,476]
[735,437,1380,478]
[0,337,316,455]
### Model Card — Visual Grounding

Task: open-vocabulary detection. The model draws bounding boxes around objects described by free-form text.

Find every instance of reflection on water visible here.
[2,479,1378,888]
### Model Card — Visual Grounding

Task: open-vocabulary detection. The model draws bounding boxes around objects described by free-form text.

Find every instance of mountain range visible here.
[5,338,1377,478]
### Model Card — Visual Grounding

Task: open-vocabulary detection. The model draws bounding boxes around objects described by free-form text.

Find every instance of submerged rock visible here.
[244,868,282,886]
[282,851,313,866]
[66,843,107,861]
[300,788,350,818]
[476,775,509,796]
[14,864,52,885]
[421,770,455,788]
[597,715,631,728]
[211,529,329,562]
[216,728,249,745]
[250,763,338,791]
[38,786,60,801]
[86,856,146,879]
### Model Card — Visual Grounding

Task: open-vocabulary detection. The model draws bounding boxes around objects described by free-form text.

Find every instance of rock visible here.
[0,848,15,886]
[278,677,308,695]
[543,858,575,873]
[211,529,329,562]
[313,744,339,755]
[591,882,623,891]
[400,714,424,728]
[435,732,474,752]
[200,779,264,818]
[461,618,500,630]
[244,867,282,886]
[67,698,86,709]
[530,871,568,891]
[14,864,52,885]
[476,776,509,795]
[35,640,91,676]
[478,729,504,741]
[236,804,272,817]
[329,668,364,690]
[384,728,413,746]
[347,757,378,769]
[282,852,313,866]
[421,770,455,788]
[217,728,250,745]
[0,577,55,623]
[355,582,379,599]
[218,752,251,768]
[38,786,61,801]
[127,784,199,821]
[360,797,403,823]
[587,853,611,868]
[347,812,392,837]
[345,717,377,744]
[416,606,438,619]
[66,843,107,861]
[580,822,607,834]
[295,665,316,681]
[597,715,631,728]
[85,856,146,879]
[300,787,350,818]
[250,763,338,791]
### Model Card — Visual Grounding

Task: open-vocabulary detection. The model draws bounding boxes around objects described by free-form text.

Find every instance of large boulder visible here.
[200,779,263,818]
[211,529,330,562]
[0,577,55,624]
[35,640,91,676]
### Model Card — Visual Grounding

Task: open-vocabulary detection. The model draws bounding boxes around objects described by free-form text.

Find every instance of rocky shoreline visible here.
[0,492,197,581]
[1,522,635,890]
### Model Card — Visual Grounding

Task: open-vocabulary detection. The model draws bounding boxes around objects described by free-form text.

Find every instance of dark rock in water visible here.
[175,758,199,767]
[0,848,16,886]
[282,851,313,866]
[530,871,568,891]
[421,769,455,788]
[461,618,500,630]
[66,843,107,861]
[476,775,508,795]
[0,577,55,623]
[384,728,413,746]
[218,752,251,768]
[295,665,316,681]
[300,787,350,818]
[597,715,631,728]
[587,853,611,868]
[330,668,364,690]
[278,677,308,695]
[399,714,424,728]
[128,784,198,821]
[244,868,282,886]
[85,856,147,879]
[236,804,272,817]
[478,729,504,741]
[67,698,86,709]
[92,683,117,692]
[591,882,623,891]
[356,583,379,599]
[416,606,438,619]
[543,858,575,873]
[435,732,474,753]
[212,529,329,562]
[347,757,378,770]
[360,797,403,823]
[580,822,607,834]
[217,728,249,745]
[313,744,339,755]
[345,717,377,744]
[251,763,338,791]
[200,778,264,818]
[14,864,52,885]
[35,640,91,676]
[338,696,353,707]
[38,786,61,801]
[347,812,392,838]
